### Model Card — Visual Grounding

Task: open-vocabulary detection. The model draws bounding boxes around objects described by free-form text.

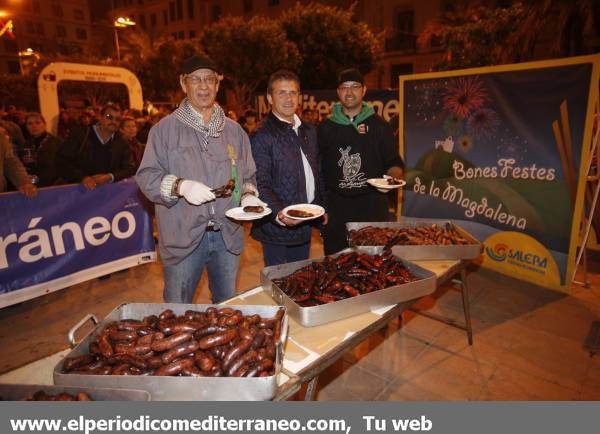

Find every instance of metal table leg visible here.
[304,376,318,401]
[409,264,474,345]
[460,267,473,345]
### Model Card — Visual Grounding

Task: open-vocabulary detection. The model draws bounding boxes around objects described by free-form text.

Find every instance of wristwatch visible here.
[171,178,183,197]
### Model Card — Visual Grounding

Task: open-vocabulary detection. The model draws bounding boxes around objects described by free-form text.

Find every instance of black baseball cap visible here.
[181,54,220,75]
[337,68,363,86]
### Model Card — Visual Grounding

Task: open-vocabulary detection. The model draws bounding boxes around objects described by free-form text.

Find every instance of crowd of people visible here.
[1,54,404,305]
[0,103,164,195]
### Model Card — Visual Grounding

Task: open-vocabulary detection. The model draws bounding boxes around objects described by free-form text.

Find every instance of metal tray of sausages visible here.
[346,217,482,260]
[53,303,288,401]
[261,247,436,327]
[0,383,150,401]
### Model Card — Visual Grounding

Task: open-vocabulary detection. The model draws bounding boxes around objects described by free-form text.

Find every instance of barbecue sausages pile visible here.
[273,251,416,306]
[62,307,284,378]
[349,223,472,246]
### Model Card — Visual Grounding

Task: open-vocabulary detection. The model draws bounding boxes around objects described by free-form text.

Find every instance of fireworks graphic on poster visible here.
[495,127,529,162]
[443,113,464,136]
[467,108,500,139]
[408,80,448,123]
[458,135,474,154]
[443,76,488,119]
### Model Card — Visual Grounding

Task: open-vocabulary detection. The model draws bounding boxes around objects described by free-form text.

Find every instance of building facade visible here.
[0,0,94,75]
[108,0,447,88]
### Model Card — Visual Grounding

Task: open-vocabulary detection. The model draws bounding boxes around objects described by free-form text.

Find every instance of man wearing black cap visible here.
[136,54,263,303]
[318,68,404,255]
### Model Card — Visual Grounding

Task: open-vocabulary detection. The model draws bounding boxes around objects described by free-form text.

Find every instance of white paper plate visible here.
[225,206,272,221]
[367,178,406,190]
[281,204,325,221]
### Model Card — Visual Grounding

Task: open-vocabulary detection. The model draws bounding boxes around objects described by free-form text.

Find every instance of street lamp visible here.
[113,16,136,62]
[18,47,39,76]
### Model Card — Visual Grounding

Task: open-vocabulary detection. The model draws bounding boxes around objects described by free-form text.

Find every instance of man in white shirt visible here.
[250,70,327,266]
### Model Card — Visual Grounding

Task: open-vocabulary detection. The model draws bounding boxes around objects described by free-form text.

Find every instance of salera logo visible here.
[485,243,548,269]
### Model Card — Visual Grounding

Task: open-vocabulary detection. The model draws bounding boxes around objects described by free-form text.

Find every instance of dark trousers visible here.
[262,241,311,267]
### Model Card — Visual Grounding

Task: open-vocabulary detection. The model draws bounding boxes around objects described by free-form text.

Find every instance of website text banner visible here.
[1,402,598,434]
[0,179,156,307]
[400,56,599,292]
[255,89,400,122]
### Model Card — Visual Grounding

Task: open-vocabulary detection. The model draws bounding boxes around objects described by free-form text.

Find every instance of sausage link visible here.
[161,340,201,365]
[158,309,175,321]
[63,354,97,371]
[116,320,145,331]
[227,350,258,376]
[154,357,194,376]
[197,329,238,350]
[222,330,256,370]
[246,358,274,377]
[97,334,114,358]
[192,325,229,340]
[150,331,192,352]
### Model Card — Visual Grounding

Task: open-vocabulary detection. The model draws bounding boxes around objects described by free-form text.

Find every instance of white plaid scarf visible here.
[173,98,225,150]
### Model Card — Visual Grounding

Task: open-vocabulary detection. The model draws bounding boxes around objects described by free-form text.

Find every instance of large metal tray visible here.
[346,217,482,260]
[261,247,436,327]
[53,303,288,401]
[0,383,150,401]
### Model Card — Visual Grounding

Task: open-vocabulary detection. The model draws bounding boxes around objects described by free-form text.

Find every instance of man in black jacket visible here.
[58,103,135,189]
[22,112,62,187]
[250,70,326,266]
[318,68,404,255]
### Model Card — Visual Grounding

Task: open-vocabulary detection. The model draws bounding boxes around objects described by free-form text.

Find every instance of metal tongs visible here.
[211,179,235,198]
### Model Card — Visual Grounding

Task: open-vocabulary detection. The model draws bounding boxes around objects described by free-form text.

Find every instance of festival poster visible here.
[399,55,599,292]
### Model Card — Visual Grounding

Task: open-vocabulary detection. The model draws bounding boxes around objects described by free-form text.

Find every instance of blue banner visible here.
[0,179,156,306]
[254,89,399,122]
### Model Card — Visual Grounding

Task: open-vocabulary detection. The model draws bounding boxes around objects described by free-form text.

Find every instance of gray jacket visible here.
[136,113,256,265]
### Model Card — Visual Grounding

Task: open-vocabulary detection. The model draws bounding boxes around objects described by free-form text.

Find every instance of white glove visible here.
[178,180,215,205]
[241,194,267,209]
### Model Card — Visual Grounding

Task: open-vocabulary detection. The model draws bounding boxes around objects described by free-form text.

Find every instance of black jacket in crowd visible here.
[57,125,135,183]
[22,132,62,187]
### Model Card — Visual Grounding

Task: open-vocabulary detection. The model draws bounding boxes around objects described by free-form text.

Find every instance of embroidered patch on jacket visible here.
[337,146,367,189]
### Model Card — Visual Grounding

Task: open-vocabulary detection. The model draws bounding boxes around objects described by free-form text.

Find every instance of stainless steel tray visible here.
[53,303,288,401]
[0,383,150,401]
[346,217,482,260]
[261,247,436,327]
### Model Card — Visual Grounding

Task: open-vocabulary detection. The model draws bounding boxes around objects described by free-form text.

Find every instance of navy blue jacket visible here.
[250,113,326,245]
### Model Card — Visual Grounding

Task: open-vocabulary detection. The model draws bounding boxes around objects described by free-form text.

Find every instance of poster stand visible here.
[572,108,600,287]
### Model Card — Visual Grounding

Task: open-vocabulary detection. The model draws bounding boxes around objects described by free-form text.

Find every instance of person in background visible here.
[303,108,321,125]
[22,112,62,187]
[119,116,145,169]
[250,69,326,266]
[0,125,37,197]
[227,110,239,122]
[57,103,135,190]
[0,118,27,159]
[79,111,94,127]
[318,68,404,255]
[136,54,263,304]
[241,109,258,135]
